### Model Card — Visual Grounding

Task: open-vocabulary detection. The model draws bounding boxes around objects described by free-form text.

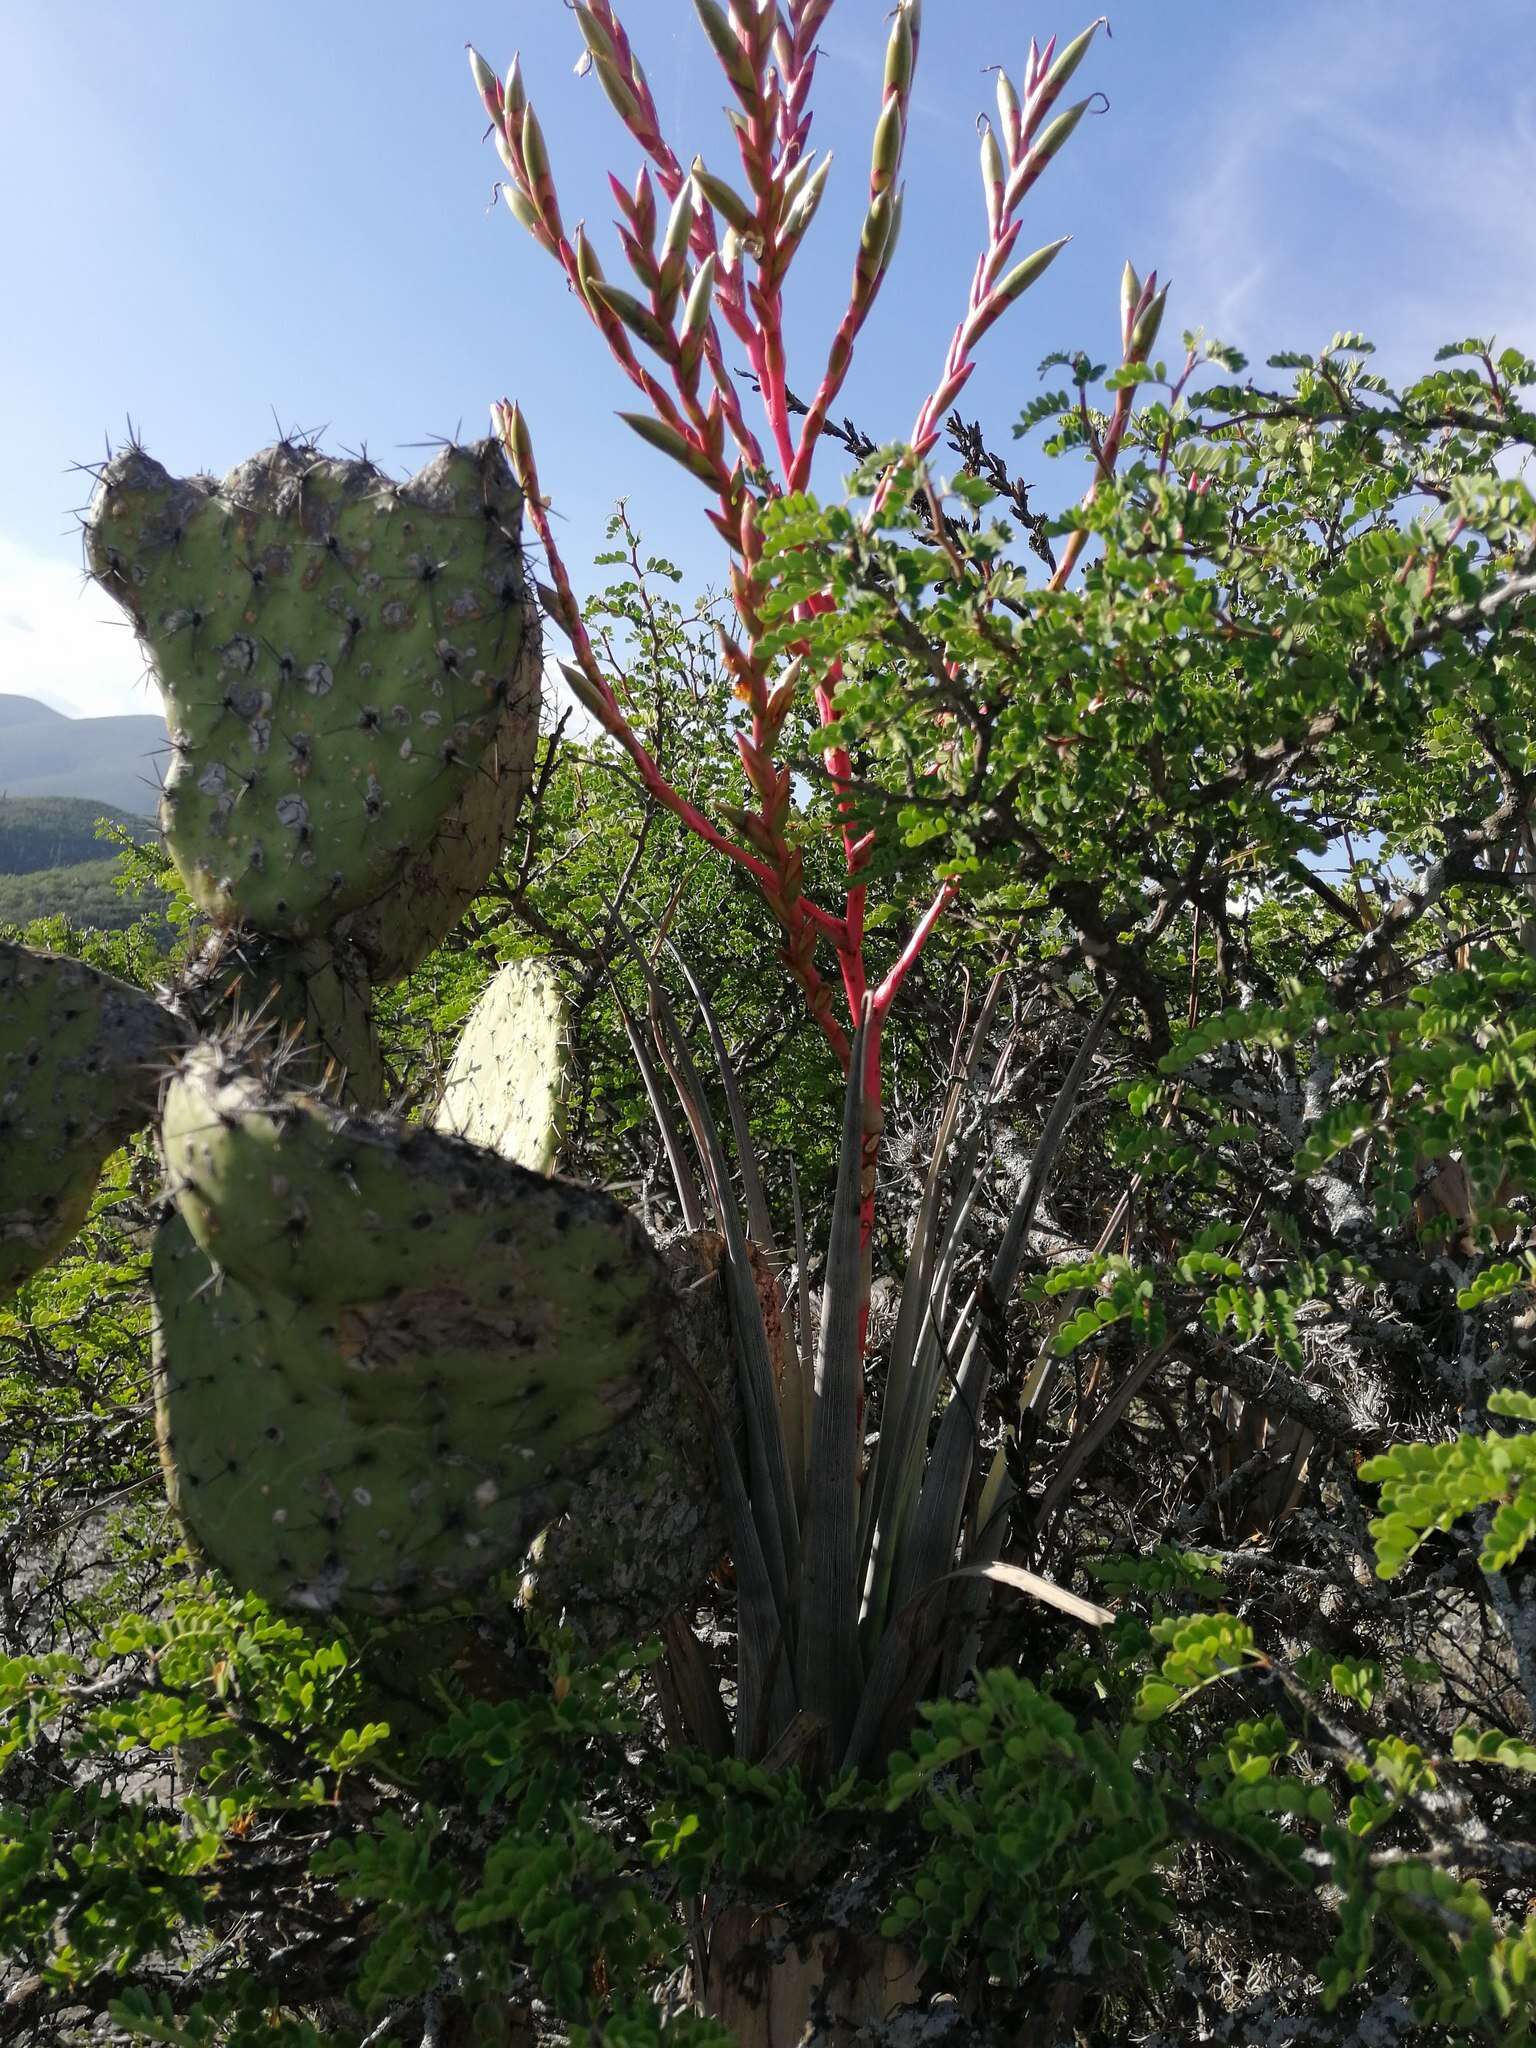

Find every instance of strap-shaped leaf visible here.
[797,1001,871,1749]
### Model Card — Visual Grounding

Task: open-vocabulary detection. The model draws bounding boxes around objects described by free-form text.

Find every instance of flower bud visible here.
[619,410,720,485]
[1031,95,1090,169]
[962,235,1069,350]
[883,1,915,96]
[493,402,536,493]
[657,180,697,299]
[520,103,552,190]
[719,804,775,855]
[591,49,641,126]
[623,167,654,246]
[467,46,502,125]
[856,188,898,294]
[558,660,614,724]
[572,6,613,66]
[693,0,758,99]
[691,157,758,237]
[591,279,675,359]
[574,225,606,307]
[679,253,718,372]
[765,659,803,726]
[1120,261,1143,350]
[503,54,526,124]
[780,152,833,251]
[995,68,1021,153]
[1130,279,1170,361]
[869,94,904,198]
[979,120,1005,236]
[501,182,545,241]
[1034,17,1104,115]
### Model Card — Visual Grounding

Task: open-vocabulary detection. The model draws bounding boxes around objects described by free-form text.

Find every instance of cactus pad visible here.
[153,1048,677,1615]
[1,942,182,1301]
[84,438,538,945]
[434,958,569,1172]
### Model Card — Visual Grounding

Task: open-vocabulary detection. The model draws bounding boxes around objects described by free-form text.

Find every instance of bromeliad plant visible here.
[460,0,1153,1780]
[468,3,1163,1180]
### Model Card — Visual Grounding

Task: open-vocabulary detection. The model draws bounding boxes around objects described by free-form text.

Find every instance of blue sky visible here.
[3,0,1533,721]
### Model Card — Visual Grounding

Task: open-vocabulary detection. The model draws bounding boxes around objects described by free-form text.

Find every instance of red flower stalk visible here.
[469,8,1119,1270]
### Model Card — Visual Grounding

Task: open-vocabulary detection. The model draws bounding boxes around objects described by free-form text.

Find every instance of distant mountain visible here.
[0,796,157,876]
[0,693,168,817]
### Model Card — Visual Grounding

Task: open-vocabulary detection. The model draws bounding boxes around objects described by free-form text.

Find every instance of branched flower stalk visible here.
[468,4,1153,1269]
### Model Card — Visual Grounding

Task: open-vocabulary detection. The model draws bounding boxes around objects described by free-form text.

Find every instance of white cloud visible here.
[1167,2,1536,373]
[0,533,157,722]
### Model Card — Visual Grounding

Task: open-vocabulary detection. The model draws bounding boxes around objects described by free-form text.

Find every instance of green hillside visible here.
[0,795,156,875]
[0,858,153,931]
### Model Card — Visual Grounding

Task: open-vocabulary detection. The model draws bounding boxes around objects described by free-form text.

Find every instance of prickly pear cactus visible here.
[84,438,539,947]
[434,957,569,1172]
[154,1045,676,1616]
[1,942,183,1301]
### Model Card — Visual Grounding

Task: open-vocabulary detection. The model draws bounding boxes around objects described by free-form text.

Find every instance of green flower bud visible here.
[869,94,904,198]
[1033,96,1090,168]
[693,0,758,99]
[691,156,758,237]
[1131,280,1170,361]
[591,280,676,359]
[619,410,721,485]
